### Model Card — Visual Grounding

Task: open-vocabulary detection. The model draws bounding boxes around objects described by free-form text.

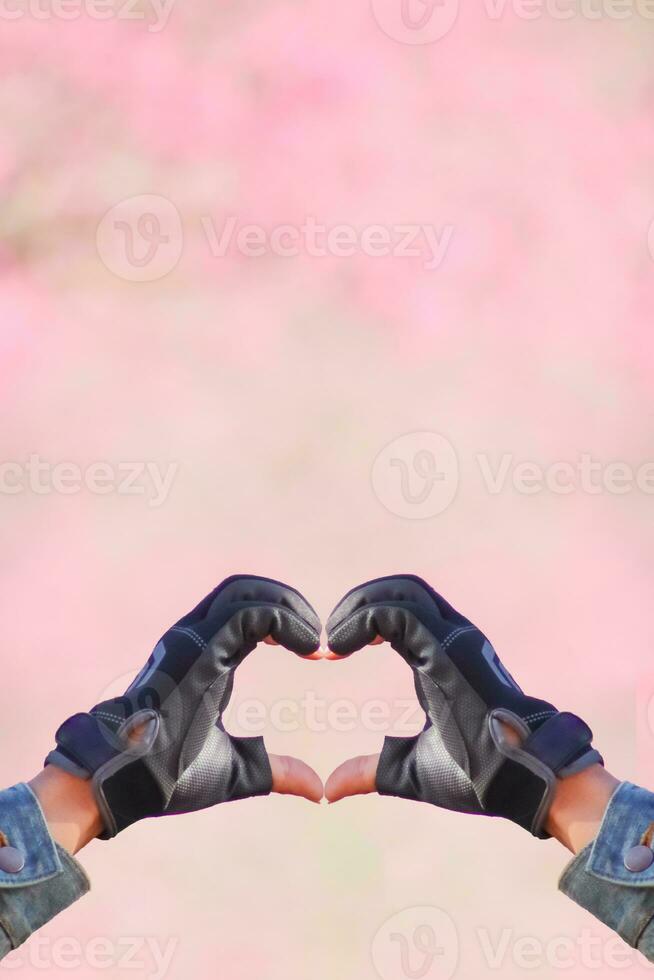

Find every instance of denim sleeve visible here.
[559,782,654,959]
[0,783,90,959]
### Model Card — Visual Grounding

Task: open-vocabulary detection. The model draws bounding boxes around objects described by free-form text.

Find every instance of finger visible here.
[327,575,477,658]
[325,634,384,660]
[210,576,320,631]
[327,603,402,657]
[327,576,434,657]
[179,576,321,636]
[326,575,435,633]
[327,576,472,648]
[176,593,321,661]
[264,634,324,660]
[263,606,321,656]
[205,579,321,658]
[324,754,380,802]
[269,754,323,803]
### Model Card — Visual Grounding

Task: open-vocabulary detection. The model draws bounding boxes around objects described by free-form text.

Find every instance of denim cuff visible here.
[0,784,90,953]
[559,782,654,950]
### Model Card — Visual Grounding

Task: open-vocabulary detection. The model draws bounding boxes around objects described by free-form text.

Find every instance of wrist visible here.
[29,765,104,855]
[545,765,619,854]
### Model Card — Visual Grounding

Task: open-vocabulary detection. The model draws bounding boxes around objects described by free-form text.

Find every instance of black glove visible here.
[46,575,321,838]
[327,575,602,837]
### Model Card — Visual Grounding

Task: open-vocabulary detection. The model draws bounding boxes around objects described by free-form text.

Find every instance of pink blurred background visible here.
[2,1,654,977]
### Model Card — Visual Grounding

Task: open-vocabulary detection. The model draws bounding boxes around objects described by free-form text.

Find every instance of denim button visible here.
[624,845,654,873]
[0,847,25,874]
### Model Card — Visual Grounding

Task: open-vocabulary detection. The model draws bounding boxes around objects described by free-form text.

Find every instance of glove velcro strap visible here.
[486,709,602,838]
[47,713,123,777]
[227,736,274,801]
[97,759,166,839]
[522,712,599,775]
[483,756,550,835]
[47,711,164,840]
[376,735,422,801]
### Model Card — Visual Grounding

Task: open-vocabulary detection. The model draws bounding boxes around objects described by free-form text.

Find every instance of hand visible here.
[30,753,323,855]
[324,575,602,837]
[44,576,322,839]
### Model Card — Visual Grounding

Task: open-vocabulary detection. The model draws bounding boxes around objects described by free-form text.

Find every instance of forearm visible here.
[28,766,103,855]
[546,764,620,854]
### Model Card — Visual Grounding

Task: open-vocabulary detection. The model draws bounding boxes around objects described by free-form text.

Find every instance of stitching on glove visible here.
[171,626,205,650]
[93,711,126,725]
[522,711,556,724]
[182,627,206,647]
[441,625,477,649]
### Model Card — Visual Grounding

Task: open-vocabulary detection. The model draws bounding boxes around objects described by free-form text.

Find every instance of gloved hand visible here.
[46,575,322,838]
[324,575,602,837]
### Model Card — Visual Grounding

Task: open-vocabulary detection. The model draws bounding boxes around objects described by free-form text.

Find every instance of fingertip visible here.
[301,649,324,661]
[302,763,325,803]
[271,616,321,658]
[325,635,383,659]
[324,765,345,803]
[269,754,324,803]
[324,754,379,802]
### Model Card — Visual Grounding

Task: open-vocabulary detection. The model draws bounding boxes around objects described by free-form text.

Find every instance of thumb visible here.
[269,754,324,803]
[324,754,380,803]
